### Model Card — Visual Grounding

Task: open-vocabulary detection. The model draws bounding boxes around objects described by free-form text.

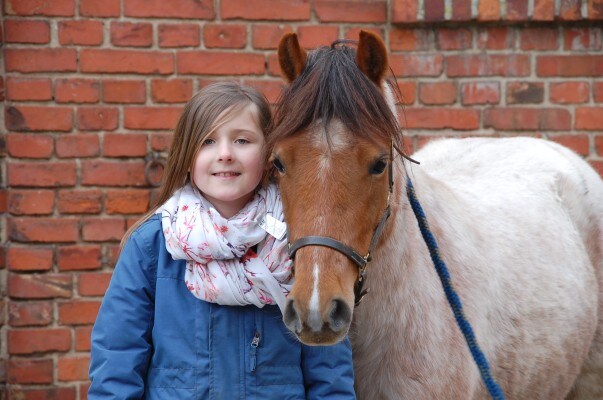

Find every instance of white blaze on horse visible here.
[270,31,603,399]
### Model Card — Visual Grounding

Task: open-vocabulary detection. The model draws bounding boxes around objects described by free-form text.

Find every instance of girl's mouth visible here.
[213,172,241,177]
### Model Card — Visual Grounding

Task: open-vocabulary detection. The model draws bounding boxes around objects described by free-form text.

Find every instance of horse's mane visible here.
[270,41,403,150]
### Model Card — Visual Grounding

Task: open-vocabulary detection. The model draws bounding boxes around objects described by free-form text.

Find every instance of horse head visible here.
[271,31,403,345]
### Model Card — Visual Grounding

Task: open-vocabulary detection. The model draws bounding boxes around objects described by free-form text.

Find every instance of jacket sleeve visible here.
[88,231,156,399]
[301,337,357,399]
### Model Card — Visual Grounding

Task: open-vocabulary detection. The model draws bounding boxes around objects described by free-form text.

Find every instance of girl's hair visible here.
[121,82,272,247]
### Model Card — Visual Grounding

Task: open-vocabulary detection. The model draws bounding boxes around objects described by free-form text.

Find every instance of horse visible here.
[269,31,603,399]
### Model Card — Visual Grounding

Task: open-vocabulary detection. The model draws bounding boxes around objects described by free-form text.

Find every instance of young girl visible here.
[88,82,356,399]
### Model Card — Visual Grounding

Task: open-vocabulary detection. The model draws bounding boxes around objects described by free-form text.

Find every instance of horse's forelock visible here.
[271,44,403,151]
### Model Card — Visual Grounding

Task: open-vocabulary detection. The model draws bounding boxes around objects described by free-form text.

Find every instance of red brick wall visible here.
[1,0,603,398]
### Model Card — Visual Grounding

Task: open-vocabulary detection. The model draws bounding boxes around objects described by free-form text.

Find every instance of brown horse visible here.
[270,31,603,399]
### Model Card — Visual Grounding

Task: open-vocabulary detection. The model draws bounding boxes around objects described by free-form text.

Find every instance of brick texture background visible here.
[1,0,603,398]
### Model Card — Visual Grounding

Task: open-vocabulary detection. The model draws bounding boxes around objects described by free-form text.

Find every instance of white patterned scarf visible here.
[157,183,292,312]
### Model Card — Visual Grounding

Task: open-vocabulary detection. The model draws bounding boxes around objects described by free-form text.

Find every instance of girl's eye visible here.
[272,157,285,174]
[370,159,387,175]
[235,138,250,144]
[202,138,215,145]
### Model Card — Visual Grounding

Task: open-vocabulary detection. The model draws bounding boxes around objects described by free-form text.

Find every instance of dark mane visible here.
[270,42,403,150]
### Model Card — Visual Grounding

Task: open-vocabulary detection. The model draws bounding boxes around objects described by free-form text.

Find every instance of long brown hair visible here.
[122,82,272,247]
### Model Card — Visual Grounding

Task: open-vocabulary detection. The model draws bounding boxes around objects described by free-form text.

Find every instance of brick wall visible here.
[1,0,603,398]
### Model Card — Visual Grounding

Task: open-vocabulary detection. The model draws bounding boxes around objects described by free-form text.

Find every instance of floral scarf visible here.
[157,183,292,312]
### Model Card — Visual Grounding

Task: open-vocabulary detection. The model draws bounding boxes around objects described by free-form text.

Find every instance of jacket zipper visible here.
[250,331,260,372]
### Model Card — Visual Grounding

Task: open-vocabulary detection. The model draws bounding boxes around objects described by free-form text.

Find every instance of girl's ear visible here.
[278,33,307,83]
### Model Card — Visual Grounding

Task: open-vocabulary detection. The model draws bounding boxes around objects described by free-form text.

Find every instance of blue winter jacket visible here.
[89,215,356,399]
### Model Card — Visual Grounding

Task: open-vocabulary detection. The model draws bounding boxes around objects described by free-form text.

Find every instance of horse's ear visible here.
[278,33,307,83]
[356,30,388,85]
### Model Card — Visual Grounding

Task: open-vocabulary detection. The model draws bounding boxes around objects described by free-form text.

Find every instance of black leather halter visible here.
[287,147,395,307]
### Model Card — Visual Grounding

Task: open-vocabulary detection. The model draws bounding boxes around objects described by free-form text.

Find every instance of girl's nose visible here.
[217,142,233,161]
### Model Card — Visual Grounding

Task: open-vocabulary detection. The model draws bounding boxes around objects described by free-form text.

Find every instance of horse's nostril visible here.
[329,299,352,332]
[284,299,301,334]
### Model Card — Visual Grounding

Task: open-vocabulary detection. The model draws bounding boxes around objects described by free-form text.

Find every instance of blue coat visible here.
[89,215,356,399]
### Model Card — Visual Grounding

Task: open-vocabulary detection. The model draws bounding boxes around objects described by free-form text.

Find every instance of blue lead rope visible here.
[406,179,506,400]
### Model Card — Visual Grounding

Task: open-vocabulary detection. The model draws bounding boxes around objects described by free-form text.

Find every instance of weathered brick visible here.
[204,24,247,49]
[344,27,384,41]
[124,107,182,130]
[80,0,120,17]
[564,27,603,51]
[55,78,100,103]
[390,54,444,77]
[478,0,501,20]
[59,301,101,325]
[106,189,150,214]
[58,20,104,46]
[222,0,309,20]
[549,134,590,156]
[550,82,589,104]
[297,26,338,48]
[5,49,77,73]
[8,301,53,326]
[6,134,54,159]
[151,79,192,103]
[104,133,148,157]
[533,0,555,20]
[8,162,77,187]
[391,29,432,51]
[57,245,102,271]
[243,79,285,104]
[403,109,480,130]
[82,160,147,186]
[447,54,530,77]
[58,356,90,382]
[419,82,457,105]
[9,218,79,243]
[78,273,112,297]
[150,132,173,151]
[484,108,571,131]
[588,0,603,19]
[7,387,76,400]
[506,82,545,104]
[77,107,119,131]
[103,80,146,104]
[75,326,93,351]
[596,135,603,155]
[158,24,200,48]
[4,20,50,44]
[594,82,603,102]
[82,217,126,241]
[506,0,528,20]
[424,0,445,21]
[537,55,603,76]
[5,0,75,16]
[58,189,103,214]
[8,190,55,215]
[55,134,101,158]
[8,328,71,354]
[436,29,472,50]
[111,22,153,47]
[8,273,72,299]
[7,247,53,271]
[5,106,73,132]
[314,0,386,23]
[252,25,292,50]
[125,0,214,18]
[6,77,52,101]
[392,0,419,22]
[178,51,265,75]
[7,359,53,383]
[80,50,174,74]
[395,82,417,105]
[520,28,559,50]
[559,0,582,20]
[477,27,514,50]
[451,0,472,20]
[575,107,603,130]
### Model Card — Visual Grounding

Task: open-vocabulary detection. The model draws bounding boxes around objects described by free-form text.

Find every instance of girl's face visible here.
[192,104,265,218]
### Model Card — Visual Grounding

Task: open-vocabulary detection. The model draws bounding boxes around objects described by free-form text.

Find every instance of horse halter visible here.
[287,145,395,307]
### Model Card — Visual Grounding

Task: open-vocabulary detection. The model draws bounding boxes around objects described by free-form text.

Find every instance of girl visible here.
[88,82,356,399]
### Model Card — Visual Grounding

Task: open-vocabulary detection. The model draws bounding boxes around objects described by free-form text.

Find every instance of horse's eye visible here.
[272,157,286,174]
[370,159,387,175]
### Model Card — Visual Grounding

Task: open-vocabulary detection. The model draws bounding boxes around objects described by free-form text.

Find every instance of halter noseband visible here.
[287,145,395,307]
